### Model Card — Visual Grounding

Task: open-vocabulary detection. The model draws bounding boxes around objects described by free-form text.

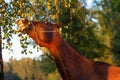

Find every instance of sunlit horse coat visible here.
[16,18,120,80]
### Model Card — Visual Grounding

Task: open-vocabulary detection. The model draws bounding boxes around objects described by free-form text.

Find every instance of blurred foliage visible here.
[40,55,56,75]
[92,0,120,65]
[4,58,62,80]
[109,0,120,66]
[55,0,111,62]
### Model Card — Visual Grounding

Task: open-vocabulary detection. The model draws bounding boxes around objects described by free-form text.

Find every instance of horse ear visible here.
[54,23,62,28]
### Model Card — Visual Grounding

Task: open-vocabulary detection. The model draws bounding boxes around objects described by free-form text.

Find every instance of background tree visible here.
[110,0,120,66]
[92,0,120,65]
[0,28,4,80]
[91,0,114,63]
[58,0,107,60]
[4,58,47,80]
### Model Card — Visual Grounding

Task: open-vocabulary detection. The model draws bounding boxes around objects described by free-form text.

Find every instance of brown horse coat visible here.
[16,18,120,80]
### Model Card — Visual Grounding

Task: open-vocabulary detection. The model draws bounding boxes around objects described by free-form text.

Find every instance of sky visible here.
[3,0,93,62]
[2,34,42,62]
[86,0,93,8]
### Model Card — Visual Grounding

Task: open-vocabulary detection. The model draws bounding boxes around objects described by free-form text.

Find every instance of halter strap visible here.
[25,22,57,33]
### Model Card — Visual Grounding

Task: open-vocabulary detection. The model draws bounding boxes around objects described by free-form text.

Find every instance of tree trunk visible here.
[55,0,59,23]
[0,27,4,80]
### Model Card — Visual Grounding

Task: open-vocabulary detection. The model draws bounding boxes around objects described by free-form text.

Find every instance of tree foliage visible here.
[109,0,120,65]
[1,0,120,79]
[1,0,118,61]
[92,0,120,65]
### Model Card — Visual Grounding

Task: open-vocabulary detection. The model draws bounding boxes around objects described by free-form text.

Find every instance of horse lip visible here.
[17,27,22,32]
[16,19,20,24]
[16,20,26,30]
[17,26,27,34]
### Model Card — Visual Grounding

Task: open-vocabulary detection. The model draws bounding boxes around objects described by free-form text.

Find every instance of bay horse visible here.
[16,18,120,80]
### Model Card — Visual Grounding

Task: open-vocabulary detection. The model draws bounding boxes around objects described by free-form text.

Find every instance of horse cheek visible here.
[44,32,53,43]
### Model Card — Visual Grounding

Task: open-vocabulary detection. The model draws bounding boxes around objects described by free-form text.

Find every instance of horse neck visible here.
[49,35,86,61]
[27,25,93,80]
[47,34,92,80]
